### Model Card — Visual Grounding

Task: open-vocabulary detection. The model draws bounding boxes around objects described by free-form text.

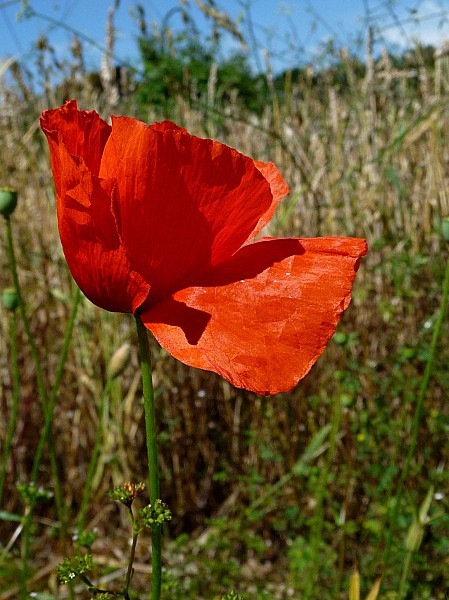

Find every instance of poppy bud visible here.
[442,216,449,243]
[107,342,131,380]
[0,188,18,218]
[2,288,19,311]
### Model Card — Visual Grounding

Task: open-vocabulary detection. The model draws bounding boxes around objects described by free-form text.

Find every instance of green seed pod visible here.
[0,188,18,218]
[2,288,19,311]
[442,216,449,243]
[107,342,131,380]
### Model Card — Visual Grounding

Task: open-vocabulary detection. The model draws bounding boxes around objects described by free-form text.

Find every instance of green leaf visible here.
[0,510,22,522]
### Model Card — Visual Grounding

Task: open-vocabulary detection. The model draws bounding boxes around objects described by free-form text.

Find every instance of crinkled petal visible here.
[149,120,187,134]
[250,160,290,238]
[41,112,149,313]
[141,237,367,395]
[99,117,274,302]
[40,100,111,177]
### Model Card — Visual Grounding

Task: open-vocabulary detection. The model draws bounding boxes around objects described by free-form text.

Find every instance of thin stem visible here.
[124,506,139,599]
[124,532,139,599]
[4,215,65,596]
[76,376,113,532]
[78,574,95,587]
[4,217,48,411]
[4,217,63,509]
[383,250,449,582]
[135,315,161,600]
[399,550,413,598]
[0,311,20,504]
[20,505,31,598]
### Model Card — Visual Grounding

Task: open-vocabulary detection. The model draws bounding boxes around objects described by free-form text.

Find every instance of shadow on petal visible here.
[197,238,305,287]
[146,298,211,345]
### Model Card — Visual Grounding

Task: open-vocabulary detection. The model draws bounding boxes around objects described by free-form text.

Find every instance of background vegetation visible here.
[1,1,449,598]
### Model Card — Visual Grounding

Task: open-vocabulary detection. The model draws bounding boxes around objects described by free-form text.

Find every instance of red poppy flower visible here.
[40,100,367,395]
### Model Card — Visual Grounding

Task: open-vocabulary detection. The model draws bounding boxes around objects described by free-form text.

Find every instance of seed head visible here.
[2,288,19,311]
[0,188,18,218]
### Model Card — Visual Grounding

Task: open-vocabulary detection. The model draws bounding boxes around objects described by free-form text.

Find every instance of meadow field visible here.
[0,3,448,598]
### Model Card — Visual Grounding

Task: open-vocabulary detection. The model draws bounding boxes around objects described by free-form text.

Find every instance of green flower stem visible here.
[77,374,113,533]
[383,249,449,581]
[135,314,161,600]
[303,392,343,599]
[3,216,63,514]
[0,311,20,504]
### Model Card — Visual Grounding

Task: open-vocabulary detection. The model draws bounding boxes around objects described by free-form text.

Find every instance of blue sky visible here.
[1,0,449,74]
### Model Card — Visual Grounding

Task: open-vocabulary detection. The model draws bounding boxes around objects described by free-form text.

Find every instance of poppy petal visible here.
[149,120,187,133]
[250,161,290,238]
[40,100,111,177]
[99,117,275,303]
[141,237,367,395]
[41,117,149,313]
